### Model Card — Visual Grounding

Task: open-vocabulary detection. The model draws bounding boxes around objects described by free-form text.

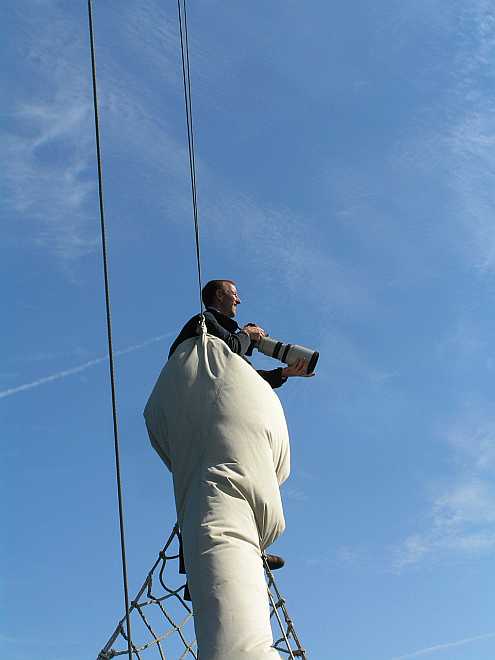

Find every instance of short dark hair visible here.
[202,279,236,307]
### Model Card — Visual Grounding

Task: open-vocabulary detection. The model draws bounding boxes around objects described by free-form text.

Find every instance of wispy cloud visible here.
[391,631,495,659]
[0,333,171,400]
[393,408,495,570]
[284,486,309,503]
[436,2,495,272]
[119,2,181,86]
[1,0,203,283]
[2,6,97,261]
[332,2,495,278]
[5,1,371,338]
[104,5,371,321]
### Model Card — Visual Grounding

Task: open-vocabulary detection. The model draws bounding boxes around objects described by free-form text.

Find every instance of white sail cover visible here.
[144,332,290,659]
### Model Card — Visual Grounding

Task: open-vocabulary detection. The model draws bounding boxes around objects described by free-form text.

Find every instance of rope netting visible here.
[263,557,307,659]
[97,525,307,659]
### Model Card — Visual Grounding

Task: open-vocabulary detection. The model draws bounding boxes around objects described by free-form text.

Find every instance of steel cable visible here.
[87,2,133,659]
[177,0,204,316]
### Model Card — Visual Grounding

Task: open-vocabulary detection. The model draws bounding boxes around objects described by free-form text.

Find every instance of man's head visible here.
[202,280,241,318]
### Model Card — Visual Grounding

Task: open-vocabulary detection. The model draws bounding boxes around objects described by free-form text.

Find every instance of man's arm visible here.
[257,367,288,389]
[257,358,315,389]
[203,311,251,355]
[168,313,266,358]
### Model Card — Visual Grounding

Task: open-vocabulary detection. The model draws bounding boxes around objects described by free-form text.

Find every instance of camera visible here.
[256,336,319,375]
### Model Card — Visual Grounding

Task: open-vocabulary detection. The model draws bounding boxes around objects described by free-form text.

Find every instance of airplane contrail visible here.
[392,631,495,659]
[0,332,172,400]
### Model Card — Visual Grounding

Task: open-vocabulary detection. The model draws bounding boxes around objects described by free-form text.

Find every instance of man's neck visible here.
[208,306,232,319]
[206,307,239,329]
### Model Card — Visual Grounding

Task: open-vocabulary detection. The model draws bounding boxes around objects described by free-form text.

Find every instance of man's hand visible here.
[242,324,266,344]
[282,358,316,378]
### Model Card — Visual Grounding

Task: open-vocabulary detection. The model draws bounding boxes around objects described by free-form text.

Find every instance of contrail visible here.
[392,631,495,659]
[0,332,172,400]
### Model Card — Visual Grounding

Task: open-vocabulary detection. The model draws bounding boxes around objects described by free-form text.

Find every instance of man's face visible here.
[217,282,241,318]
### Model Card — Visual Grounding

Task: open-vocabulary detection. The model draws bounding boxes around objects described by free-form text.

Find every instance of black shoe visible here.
[265,553,285,570]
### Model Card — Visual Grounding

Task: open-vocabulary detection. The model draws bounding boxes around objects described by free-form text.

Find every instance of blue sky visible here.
[2,1,495,659]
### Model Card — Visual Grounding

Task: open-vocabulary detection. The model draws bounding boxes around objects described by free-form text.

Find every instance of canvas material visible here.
[144,334,290,659]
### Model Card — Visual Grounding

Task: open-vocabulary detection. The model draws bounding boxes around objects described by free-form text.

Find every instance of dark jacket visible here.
[168,308,287,389]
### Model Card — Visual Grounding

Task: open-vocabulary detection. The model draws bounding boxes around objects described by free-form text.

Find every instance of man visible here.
[145,280,315,657]
[169,279,314,388]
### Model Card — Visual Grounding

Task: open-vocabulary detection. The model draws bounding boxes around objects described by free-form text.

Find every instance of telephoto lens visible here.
[256,336,319,375]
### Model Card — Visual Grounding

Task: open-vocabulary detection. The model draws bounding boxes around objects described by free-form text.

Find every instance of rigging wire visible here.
[85,4,203,658]
[87,2,133,659]
[177,0,204,316]
[86,3,307,658]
